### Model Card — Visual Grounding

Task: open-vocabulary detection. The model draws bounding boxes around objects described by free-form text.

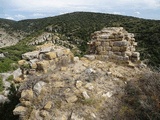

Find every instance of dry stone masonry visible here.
[87,27,140,63]
[17,43,74,77]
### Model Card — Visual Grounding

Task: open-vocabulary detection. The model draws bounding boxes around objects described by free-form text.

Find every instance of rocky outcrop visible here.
[87,27,140,63]
[0,28,24,48]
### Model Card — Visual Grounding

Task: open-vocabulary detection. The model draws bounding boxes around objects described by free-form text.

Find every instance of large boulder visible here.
[22,51,39,60]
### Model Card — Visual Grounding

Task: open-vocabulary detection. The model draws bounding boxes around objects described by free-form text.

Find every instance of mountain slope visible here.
[0,12,160,71]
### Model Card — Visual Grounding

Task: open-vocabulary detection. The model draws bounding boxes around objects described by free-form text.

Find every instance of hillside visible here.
[0,12,160,72]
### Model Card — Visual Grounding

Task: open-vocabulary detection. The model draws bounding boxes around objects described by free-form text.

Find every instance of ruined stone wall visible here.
[88,27,140,62]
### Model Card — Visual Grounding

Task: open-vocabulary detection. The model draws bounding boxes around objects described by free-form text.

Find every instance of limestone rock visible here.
[71,113,84,120]
[22,51,39,60]
[84,55,96,61]
[14,77,23,83]
[12,68,22,79]
[82,91,90,99]
[0,53,5,58]
[0,95,8,103]
[66,95,78,103]
[18,60,26,66]
[36,60,50,72]
[85,83,94,90]
[44,101,52,111]
[33,81,46,94]
[76,81,83,89]
[13,106,27,115]
[21,89,33,101]
[45,52,57,60]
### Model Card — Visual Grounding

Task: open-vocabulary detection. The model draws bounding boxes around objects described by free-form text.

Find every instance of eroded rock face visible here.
[88,27,140,62]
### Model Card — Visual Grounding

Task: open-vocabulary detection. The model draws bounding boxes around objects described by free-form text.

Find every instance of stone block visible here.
[22,51,39,60]
[18,60,26,66]
[45,52,57,60]
[44,101,52,111]
[13,106,27,115]
[113,41,128,47]
[66,95,78,103]
[21,89,33,101]
[36,60,50,72]
[112,47,120,52]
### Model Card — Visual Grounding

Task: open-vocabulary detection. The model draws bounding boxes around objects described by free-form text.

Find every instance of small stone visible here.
[21,89,33,101]
[102,91,113,98]
[84,55,96,61]
[33,81,46,94]
[76,81,83,89]
[21,100,31,107]
[40,110,49,117]
[73,57,79,62]
[18,60,26,66]
[14,77,23,83]
[61,67,67,71]
[13,106,27,115]
[82,91,90,99]
[66,95,78,103]
[54,81,65,88]
[128,61,135,68]
[44,101,52,111]
[85,83,94,90]
[71,113,84,120]
[45,52,57,60]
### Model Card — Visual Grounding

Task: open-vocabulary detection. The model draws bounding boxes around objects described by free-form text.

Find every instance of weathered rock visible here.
[0,53,5,58]
[22,51,39,60]
[13,106,27,115]
[0,95,8,103]
[21,89,33,101]
[29,109,43,120]
[12,68,22,79]
[18,60,26,66]
[76,81,83,89]
[45,52,57,60]
[21,100,32,107]
[29,59,39,69]
[36,60,50,72]
[61,67,67,71]
[85,83,94,90]
[14,77,23,83]
[71,113,84,120]
[82,91,90,99]
[84,55,96,61]
[33,81,46,94]
[44,101,52,111]
[66,95,78,103]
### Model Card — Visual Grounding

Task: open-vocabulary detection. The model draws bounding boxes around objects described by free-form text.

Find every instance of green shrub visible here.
[0,75,3,92]
[6,75,14,82]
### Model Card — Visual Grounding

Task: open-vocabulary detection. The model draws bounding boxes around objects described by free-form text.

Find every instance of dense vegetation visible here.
[120,71,160,120]
[0,12,160,72]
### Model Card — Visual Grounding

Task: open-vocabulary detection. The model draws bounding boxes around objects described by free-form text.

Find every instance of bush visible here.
[0,75,3,92]
[119,71,160,120]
